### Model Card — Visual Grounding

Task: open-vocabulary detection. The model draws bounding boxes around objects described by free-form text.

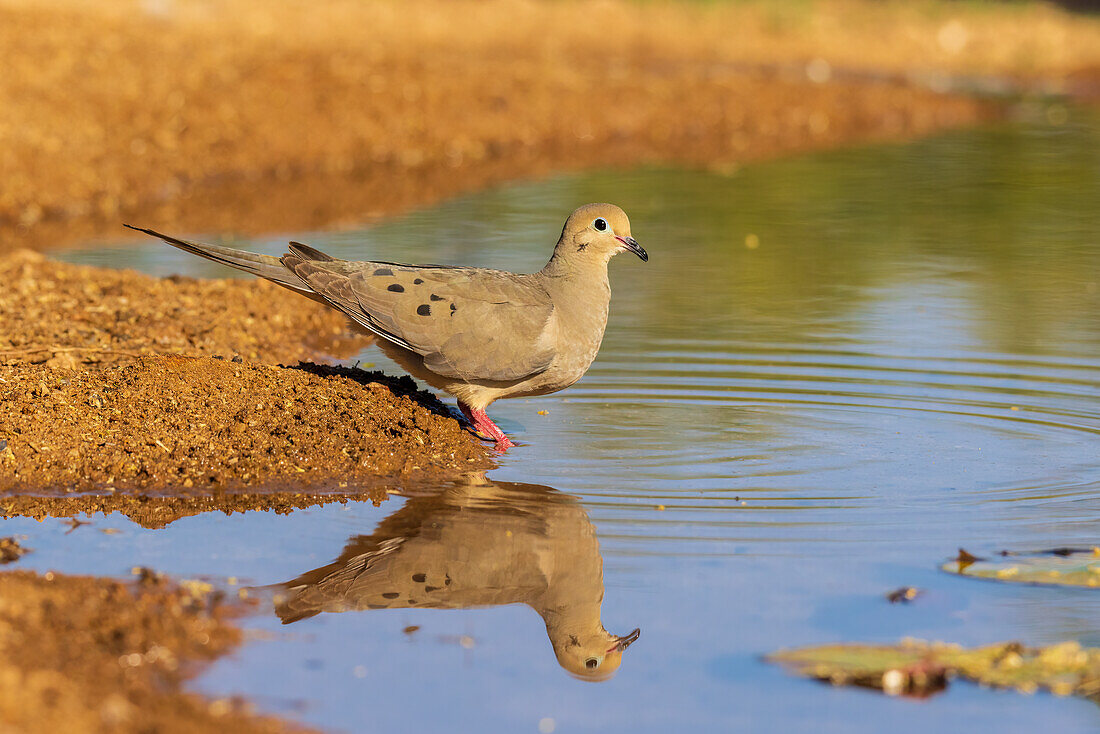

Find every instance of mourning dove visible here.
[266,476,640,680]
[125,203,647,448]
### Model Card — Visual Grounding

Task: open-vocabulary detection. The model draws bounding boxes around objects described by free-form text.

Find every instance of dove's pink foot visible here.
[458,402,516,450]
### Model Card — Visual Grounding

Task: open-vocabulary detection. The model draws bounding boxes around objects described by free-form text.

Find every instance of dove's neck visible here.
[539,600,608,644]
[540,242,612,278]
[529,550,607,641]
[538,248,612,307]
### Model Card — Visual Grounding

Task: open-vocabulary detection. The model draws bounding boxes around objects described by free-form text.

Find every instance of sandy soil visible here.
[0,250,360,368]
[0,357,491,492]
[0,569,317,734]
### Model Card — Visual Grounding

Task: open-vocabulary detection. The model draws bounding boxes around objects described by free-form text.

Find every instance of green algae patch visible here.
[943,547,1100,588]
[768,640,1100,702]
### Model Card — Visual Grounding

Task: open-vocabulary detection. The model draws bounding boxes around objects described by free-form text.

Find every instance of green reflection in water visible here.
[67,107,1100,358]
[571,110,1100,355]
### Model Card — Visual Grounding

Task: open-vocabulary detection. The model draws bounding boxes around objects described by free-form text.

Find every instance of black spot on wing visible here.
[382,592,399,599]
[430,294,443,301]
[388,284,404,292]
[411,573,426,582]
[374,268,394,276]
[417,304,431,316]
[413,278,424,284]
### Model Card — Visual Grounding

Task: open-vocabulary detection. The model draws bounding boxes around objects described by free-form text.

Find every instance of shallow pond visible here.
[16,106,1100,731]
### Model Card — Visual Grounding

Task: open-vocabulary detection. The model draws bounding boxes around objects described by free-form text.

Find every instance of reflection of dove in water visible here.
[272,477,639,680]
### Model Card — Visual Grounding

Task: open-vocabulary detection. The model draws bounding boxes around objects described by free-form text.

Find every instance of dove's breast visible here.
[379,269,612,410]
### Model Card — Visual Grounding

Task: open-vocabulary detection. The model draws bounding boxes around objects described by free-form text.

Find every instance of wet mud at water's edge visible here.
[0,487,392,530]
[0,569,318,734]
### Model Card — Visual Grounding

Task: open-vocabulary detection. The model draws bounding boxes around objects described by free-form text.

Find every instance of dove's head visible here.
[550,626,641,681]
[556,203,648,265]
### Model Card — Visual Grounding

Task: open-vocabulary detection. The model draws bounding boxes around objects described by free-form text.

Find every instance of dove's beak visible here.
[616,236,648,262]
[608,628,641,653]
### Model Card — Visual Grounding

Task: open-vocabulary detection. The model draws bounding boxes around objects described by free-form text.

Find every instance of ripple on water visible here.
[524,333,1098,547]
[583,341,1100,434]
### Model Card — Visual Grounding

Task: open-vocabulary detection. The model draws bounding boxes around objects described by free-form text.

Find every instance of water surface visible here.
[19,107,1100,731]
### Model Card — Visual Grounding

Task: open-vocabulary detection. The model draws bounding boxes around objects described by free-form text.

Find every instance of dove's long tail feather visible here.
[123,224,324,302]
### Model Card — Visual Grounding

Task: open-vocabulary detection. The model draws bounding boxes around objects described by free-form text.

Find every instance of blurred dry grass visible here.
[2,0,1097,250]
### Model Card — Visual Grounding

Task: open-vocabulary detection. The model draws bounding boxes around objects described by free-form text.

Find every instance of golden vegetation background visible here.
[4,0,1098,249]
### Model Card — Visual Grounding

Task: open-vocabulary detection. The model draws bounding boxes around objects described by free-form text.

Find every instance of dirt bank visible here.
[8,0,1086,251]
[0,569,315,734]
[0,249,361,368]
[0,357,491,493]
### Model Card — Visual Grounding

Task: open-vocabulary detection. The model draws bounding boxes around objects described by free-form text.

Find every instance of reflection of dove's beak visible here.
[609,628,641,653]
[615,236,648,262]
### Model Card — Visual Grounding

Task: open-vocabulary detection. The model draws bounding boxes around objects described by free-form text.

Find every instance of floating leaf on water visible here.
[942,547,1100,588]
[768,640,1100,703]
[885,586,921,603]
[767,642,948,697]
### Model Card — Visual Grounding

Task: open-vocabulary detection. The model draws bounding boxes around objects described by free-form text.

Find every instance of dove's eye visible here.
[592,218,608,232]
[584,658,599,669]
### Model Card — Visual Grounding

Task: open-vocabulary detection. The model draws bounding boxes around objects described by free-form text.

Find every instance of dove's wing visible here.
[129,228,559,382]
[282,253,557,382]
[275,536,409,623]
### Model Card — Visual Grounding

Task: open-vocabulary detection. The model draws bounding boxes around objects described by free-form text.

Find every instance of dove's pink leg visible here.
[458,402,516,449]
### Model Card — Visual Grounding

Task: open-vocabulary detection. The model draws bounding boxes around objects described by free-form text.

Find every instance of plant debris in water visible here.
[0,536,29,563]
[885,586,921,603]
[943,547,1100,588]
[768,639,1100,702]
